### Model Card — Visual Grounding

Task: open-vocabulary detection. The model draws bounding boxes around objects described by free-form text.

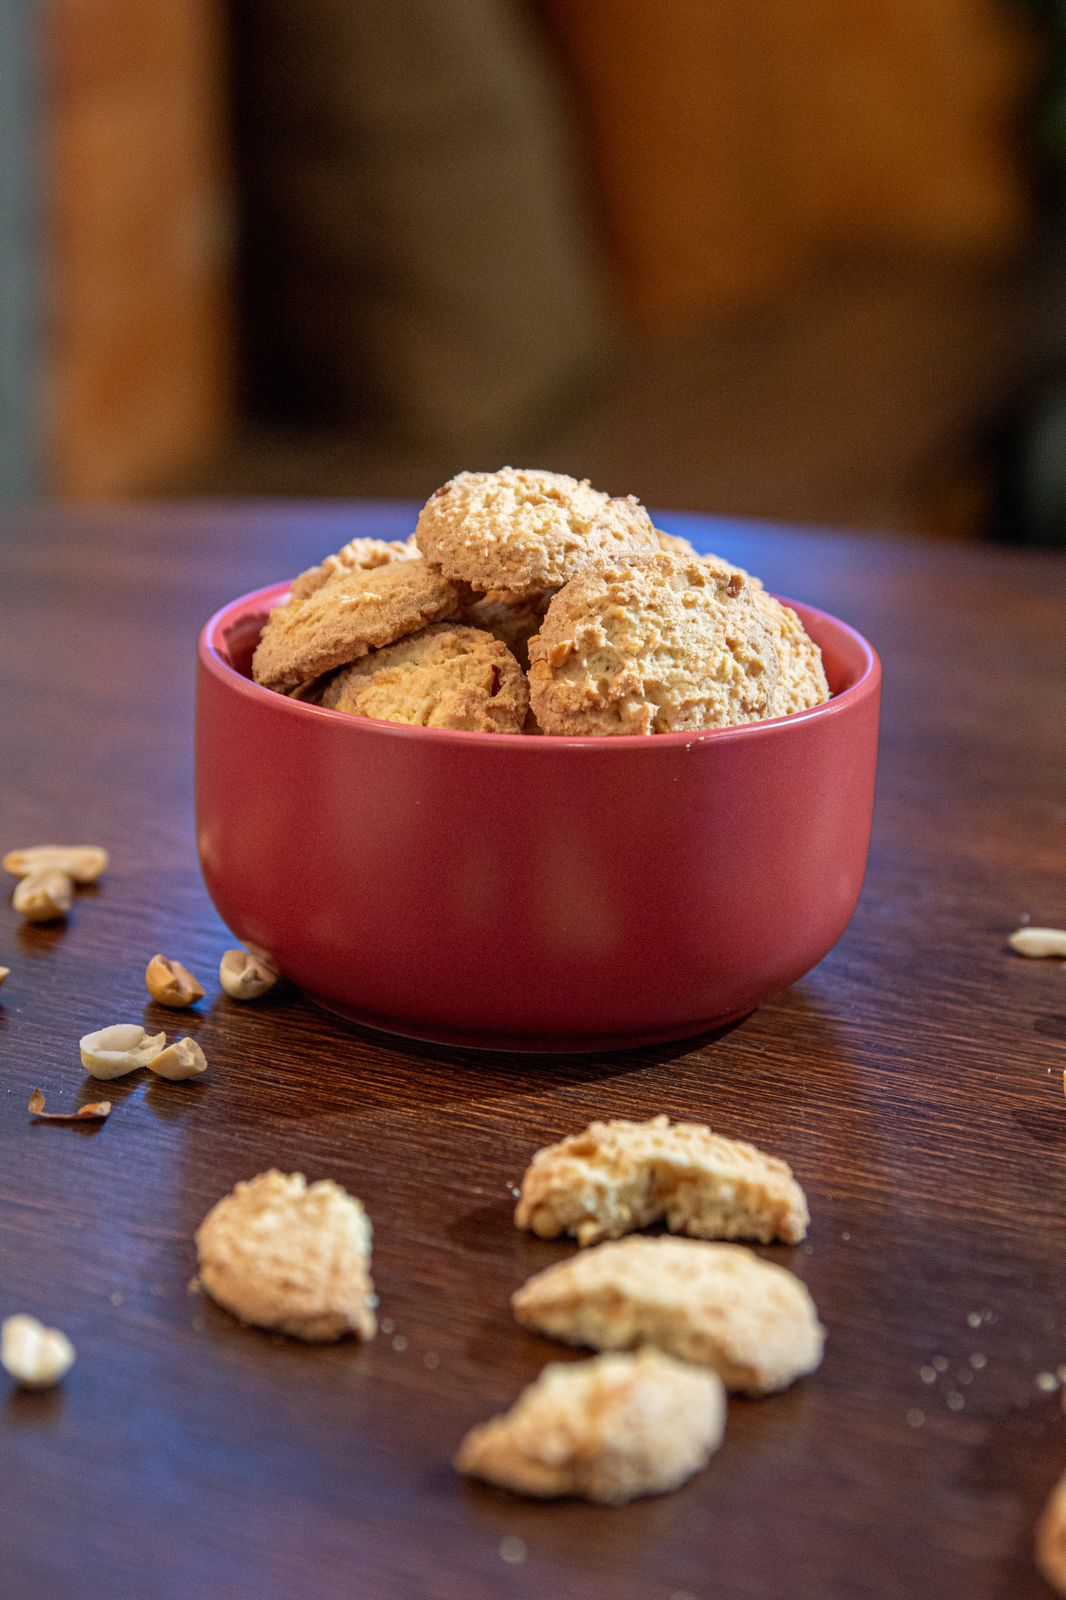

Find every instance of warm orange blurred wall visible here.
[45,0,1037,494]
[48,0,234,497]
[540,0,1039,326]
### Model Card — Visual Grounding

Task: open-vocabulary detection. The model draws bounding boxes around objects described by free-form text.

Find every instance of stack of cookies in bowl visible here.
[251,467,830,735]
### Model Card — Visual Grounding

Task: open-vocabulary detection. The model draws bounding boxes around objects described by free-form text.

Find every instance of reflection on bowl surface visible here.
[197,583,881,1051]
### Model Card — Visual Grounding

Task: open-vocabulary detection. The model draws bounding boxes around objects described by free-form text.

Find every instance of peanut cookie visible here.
[751,590,830,715]
[290,534,419,602]
[320,623,528,733]
[655,528,699,559]
[415,468,660,594]
[195,1170,376,1341]
[1038,1471,1066,1595]
[513,1237,824,1395]
[515,1115,809,1247]
[527,554,781,736]
[252,559,458,694]
[455,1347,724,1503]
[459,586,553,669]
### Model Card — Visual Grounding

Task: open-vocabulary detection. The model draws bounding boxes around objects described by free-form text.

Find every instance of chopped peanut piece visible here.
[219,949,278,1001]
[145,954,205,1008]
[148,1038,207,1080]
[13,868,73,922]
[3,845,108,884]
[1,1314,76,1388]
[1010,927,1066,958]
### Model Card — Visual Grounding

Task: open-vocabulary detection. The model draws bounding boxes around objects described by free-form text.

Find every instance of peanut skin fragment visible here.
[28,1088,111,1121]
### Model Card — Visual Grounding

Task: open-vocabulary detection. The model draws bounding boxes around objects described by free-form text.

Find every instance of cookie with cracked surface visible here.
[455,1347,725,1503]
[1038,1471,1066,1595]
[655,528,699,559]
[252,558,458,694]
[195,1170,376,1341]
[515,1115,809,1247]
[290,534,419,602]
[320,623,528,733]
[458,586,553,670]
[750,590,830,715]
[527,554,780,736]
[513,1236,824,1395]
[652,532,763,588]
[415,468,659,594]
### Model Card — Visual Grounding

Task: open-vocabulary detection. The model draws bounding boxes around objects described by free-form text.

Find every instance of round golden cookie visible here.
[528,554,781,737]
[290,534,419,602]
[321,623,528,733]
[195,1170,377,1342]
[252,558,458,694]
[415,468,660,594]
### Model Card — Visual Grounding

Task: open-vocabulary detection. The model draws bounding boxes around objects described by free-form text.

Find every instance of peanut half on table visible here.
[5,845,109,925]
[145,954,205,1008]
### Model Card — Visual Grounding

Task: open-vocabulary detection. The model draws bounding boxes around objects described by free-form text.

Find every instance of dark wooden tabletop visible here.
[2,503,1066,1600]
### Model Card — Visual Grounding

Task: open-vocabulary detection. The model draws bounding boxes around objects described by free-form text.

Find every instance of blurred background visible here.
[5,0,1066,543]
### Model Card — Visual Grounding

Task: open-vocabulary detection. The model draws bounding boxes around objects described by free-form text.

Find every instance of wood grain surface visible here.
[1,504,1065,1600]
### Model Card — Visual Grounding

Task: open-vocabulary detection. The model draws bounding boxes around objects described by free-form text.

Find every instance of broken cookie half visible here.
[514,1115,809,1248]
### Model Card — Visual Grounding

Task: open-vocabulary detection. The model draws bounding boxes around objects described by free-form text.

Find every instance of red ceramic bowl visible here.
[196,584,880,1051]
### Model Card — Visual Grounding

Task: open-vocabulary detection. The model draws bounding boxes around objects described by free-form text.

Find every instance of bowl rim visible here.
[199,579,881,750]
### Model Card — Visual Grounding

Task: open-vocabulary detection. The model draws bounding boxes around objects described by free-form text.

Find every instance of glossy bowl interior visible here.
[196,584,881,1051]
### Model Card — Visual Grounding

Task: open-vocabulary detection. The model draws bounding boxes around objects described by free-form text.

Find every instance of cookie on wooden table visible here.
[513,1236,824,1395]
[515,1115,809,1247]
[1038,1471,1066,1596]
[455,1347,725,1504]
[195,1170,377,1341]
